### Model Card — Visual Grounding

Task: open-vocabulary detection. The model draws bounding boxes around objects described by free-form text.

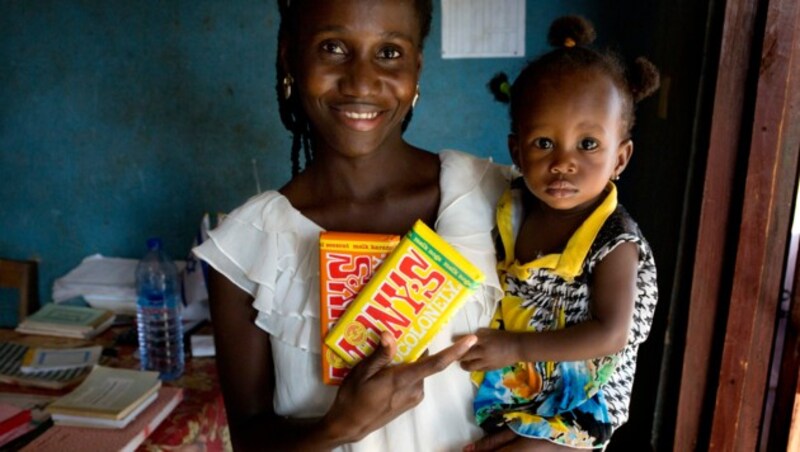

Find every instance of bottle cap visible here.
[146,237,163,250]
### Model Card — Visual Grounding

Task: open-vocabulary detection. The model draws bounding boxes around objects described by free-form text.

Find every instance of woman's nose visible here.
[340,57,379,98]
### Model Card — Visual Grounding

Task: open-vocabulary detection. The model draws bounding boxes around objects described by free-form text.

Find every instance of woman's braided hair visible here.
[276,0,433,176]
[489,16,660,137]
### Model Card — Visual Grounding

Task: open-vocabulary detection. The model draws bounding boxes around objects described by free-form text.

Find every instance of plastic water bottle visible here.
[136,237,184,380]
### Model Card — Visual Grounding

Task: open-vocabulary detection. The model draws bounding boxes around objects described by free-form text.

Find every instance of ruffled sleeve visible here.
[436,150,511,318]
[192,191,325,352]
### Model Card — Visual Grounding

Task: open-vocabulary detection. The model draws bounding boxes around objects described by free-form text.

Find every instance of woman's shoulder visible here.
[439,149,511,201]
[193,189,321,298]
[439,149,509,176]
[223,190,317,232]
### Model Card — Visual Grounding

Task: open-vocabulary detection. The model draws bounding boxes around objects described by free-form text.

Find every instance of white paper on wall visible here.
[441,0,526,59]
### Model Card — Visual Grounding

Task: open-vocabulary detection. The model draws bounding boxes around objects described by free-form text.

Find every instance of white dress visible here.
[194,150,509,452]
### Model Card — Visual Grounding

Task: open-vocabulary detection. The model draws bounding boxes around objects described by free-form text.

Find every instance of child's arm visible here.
[460,242,639,370]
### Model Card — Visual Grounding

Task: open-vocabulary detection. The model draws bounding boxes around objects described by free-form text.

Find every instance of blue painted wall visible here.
[1,1,600,303]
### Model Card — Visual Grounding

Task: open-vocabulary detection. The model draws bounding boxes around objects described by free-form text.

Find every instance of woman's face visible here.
[286,0,423,160]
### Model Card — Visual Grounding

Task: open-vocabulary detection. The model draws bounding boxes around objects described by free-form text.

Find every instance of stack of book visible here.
[0,404,32,437]
[15,304,115,339]
[0,393,54,450]
[24,372,183,452]
[45,366,162,429]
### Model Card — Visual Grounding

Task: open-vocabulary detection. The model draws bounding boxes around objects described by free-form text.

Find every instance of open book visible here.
[0,342,92,390]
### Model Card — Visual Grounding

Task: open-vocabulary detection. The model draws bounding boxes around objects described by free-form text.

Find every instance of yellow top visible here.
[497,183,618,283]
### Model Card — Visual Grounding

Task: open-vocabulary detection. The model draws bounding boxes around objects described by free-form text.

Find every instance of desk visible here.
[0,326,230,451]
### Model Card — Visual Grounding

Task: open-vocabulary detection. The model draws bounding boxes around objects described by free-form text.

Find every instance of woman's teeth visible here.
[344,111,379,120]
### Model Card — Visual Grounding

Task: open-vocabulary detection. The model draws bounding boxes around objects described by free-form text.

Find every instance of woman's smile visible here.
[332,104,387,131]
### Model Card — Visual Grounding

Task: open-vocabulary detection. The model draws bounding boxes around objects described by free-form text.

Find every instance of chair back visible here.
[0,259,39,326]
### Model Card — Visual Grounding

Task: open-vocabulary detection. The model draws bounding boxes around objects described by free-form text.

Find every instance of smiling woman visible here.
[277,0,432,176]
[277,0,439,234]
[191,0,511,451]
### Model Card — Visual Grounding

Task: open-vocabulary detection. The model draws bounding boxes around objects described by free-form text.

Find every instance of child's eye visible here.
[533,138,554,150]
[321,41,346,55]
[377,46,402,59]
[578,138,599,150]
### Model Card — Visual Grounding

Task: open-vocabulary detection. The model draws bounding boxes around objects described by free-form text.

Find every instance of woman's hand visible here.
[459,328,521,372]
[322,331,478,444]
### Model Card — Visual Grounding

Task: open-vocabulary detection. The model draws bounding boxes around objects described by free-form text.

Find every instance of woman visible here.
[194,1,509,450]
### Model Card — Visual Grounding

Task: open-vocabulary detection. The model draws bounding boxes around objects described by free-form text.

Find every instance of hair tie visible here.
[564,37,576,48]
[499,81,511,99]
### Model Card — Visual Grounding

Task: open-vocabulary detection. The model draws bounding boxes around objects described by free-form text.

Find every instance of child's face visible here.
[510,70,632,212]
[284,0,423,159]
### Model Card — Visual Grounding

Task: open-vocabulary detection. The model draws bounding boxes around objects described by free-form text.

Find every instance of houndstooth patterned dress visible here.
[473,182,658,449]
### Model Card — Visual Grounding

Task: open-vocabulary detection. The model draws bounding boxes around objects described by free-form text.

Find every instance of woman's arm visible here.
[460,242,639,370]
[208,267,318,450]
[209,267,477,451]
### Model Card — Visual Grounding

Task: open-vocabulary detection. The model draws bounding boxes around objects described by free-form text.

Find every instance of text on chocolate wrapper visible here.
[335,247,451,361]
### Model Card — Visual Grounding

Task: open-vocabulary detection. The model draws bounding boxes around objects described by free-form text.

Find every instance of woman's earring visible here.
[283,74,294,100]
[612,173,620,181]
[412,84,420,108]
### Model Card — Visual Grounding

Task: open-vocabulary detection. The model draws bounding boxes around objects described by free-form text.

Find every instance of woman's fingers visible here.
[328,333,478,442]
[354,331,397,379]
[395,334,477,387]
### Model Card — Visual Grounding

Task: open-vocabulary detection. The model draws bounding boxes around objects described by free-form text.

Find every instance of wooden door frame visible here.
[674,0,800,450]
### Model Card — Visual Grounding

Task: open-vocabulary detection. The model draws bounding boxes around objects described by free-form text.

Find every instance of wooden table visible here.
[0,325,230,451]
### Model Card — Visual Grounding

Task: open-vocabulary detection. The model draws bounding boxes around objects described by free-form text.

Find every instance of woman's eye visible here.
[377,47,401,59]
[321,41,346,55]
[579,138,599,150]
[533,138,554,150]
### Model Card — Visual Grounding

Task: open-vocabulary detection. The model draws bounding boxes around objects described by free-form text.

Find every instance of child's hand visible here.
[463,429,556,451]
[459,328,521,371]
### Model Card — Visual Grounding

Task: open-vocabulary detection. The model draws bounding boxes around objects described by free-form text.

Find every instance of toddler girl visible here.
[460,16,660,450]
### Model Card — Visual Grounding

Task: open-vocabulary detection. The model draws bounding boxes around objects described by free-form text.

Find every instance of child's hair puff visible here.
[629,57,661,103]
[490,15,660,136]
[547,16,596,48]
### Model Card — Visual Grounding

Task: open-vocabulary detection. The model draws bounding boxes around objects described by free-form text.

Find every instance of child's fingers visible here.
[463,428,517,452]
[459,357,485,371]
[458,345,478,361]
[452,332,480,347]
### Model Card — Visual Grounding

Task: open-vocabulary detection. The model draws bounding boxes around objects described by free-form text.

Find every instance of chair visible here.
[0,259,39,325]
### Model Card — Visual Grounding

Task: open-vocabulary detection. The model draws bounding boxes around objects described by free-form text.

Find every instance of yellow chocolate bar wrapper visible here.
[324,220,485,366]
[319,232,400,385]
